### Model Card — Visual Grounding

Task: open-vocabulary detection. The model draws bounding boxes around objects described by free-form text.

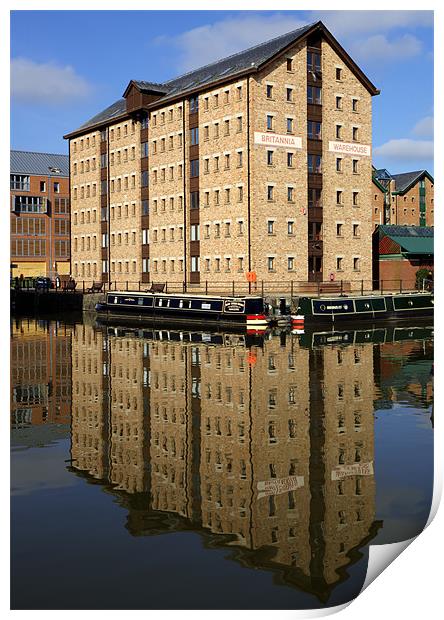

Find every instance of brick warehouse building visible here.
[10,151,70,279]
[372,168,434,229]
[64,21,379,290]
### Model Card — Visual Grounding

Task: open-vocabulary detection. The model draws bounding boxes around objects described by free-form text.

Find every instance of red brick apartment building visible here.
[10,150,70,279]
[372,168,434,230]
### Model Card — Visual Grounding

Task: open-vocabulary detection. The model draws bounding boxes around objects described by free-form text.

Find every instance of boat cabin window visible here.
[245,298,265,314]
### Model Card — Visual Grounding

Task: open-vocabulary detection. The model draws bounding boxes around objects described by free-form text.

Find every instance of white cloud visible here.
[353,33,422,61]
[11,57,91,104]
[374,139,433,161]
[412,116,434,138]
[159,14,308,73]
[313,10,433,37]
[160,10,432,74]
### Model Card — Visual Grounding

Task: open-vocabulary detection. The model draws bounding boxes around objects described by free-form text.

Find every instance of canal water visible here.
[10,317,434,610]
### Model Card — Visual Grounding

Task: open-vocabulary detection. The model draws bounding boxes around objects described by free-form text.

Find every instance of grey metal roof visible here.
[391,170,433,193]
[10,150,69,177]
[377,225,434,238]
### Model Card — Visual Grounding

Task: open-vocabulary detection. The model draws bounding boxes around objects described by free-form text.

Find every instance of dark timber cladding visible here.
[189,95,200,284]
[307,33,323,283]
[100,128,110,284]
[140,112,150,283]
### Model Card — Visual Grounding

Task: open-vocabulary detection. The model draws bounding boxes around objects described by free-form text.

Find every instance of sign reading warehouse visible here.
[329,141,371,156]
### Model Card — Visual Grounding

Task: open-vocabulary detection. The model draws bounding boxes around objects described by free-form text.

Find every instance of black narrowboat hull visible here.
[297,293,433,325]
[298,323,434,349]
[95,291,269,331]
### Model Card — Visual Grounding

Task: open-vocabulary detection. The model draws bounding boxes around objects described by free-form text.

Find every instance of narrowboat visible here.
[298,324,434,349]
[95,291,269,330]
[295,292,433,325]
[95,323,267,349]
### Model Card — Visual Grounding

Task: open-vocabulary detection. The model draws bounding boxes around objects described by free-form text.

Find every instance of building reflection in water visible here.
[12,319,432,602]
[70,323,416,603]
[10,318,72,446]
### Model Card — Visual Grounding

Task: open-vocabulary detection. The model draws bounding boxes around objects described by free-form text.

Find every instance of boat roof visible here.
[107,290,263,300]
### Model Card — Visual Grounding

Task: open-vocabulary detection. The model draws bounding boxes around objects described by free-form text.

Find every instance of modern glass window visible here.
[267,186,274,201]
[288,257,294,271]
[308,154,322,173]
[352,127,359,141]
[287,152,294,167]
[190,159,199,177]
[101,179,107,194]
[287,221,294,235]
[267,257,275,271]
[190,191,199,209]
[100,153,107,168]
[141,142,149,158]
[141,171,149,187]
[336,257,343,270]
[190,127,199,145]
[11,175,30,191]
[267,115,273,130]
[40,181,46,192]
[100,129,107,142]
[336,158,343,172]
[336,125,342,139]
[353,159,359,173]
[13,196,47,213]
[267,220,274,234]
[286,118,294,133]
[307,86,322,104]
[308,121,321,139]
[267,150,273,165]
[190,96,199,113]
[307,50,321,71]
[287,187,294,202]
[286,88,293,102]
[190,225,200,241]
[53,182,60,193]
[266,84,273,98]
[308,188,322,208]
[141,114,149,129]
[337,190,343,204]
[191,256,200,272]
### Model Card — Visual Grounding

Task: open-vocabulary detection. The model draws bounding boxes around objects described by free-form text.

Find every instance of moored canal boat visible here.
[294,292,433,325]
[95,290,270,330]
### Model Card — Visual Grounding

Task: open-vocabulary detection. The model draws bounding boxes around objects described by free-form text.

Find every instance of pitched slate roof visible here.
[391,170,433,194]
[66,20,379,138]
[10,150,69,177]
[160,22,315,98]
[377,225,434,256]
[373,168,392,181]
[377,225,434,238]
[77,98,127,131]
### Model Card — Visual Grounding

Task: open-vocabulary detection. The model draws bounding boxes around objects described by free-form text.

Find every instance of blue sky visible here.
[10,10,434,174]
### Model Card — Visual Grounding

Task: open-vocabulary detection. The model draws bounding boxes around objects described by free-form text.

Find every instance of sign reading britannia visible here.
[254,132,302,148]
[328,141,371,156]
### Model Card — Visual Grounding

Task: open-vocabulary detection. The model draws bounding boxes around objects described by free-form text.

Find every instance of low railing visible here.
[35,278,425,298]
